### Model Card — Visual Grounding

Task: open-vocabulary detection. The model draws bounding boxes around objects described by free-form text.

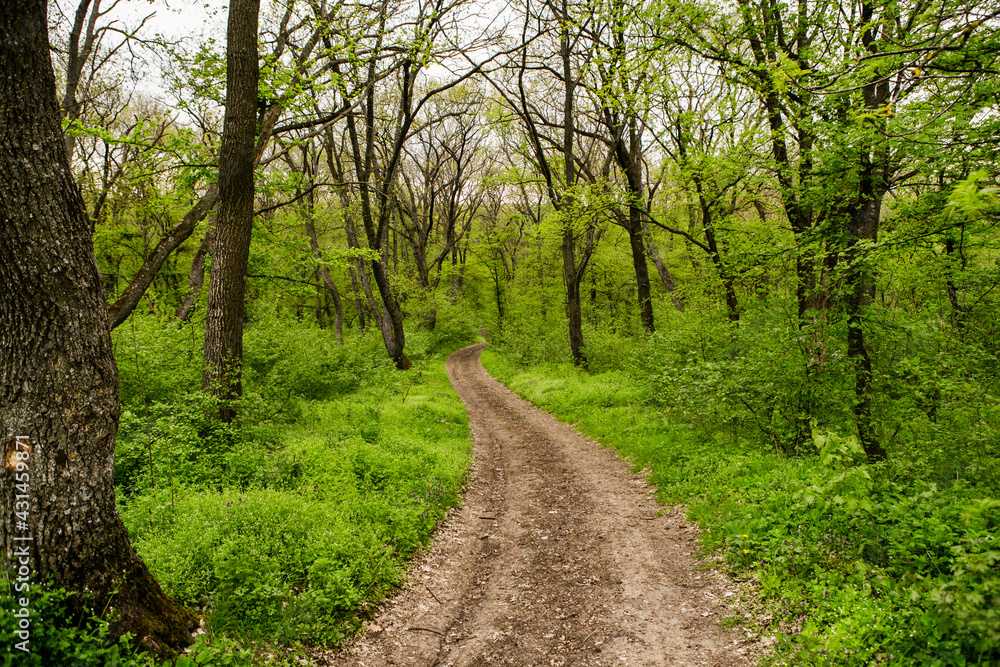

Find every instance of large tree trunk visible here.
[202,0,260,418]
[0,0,196,653]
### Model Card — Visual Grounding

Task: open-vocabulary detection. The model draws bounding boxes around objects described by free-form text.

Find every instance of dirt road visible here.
[332,343,753,666]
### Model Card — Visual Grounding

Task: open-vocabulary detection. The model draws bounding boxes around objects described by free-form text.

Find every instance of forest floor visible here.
[323,343,758,666]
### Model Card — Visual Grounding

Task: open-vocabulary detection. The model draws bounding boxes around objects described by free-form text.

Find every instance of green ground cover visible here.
[1,310,478,666]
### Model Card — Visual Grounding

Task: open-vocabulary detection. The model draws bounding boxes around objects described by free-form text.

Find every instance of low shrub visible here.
[0,578,154,667]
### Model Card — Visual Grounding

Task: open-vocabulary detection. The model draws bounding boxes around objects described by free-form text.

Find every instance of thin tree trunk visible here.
[450,244,460,305]
[175,210,217,322]
[560,4,587,367]
[564,227,587,367]
[109,184,219,329]
[700,205,739,322]
[627,219,655,330]
[369,256,411,368]
[845,193,887,462]
[345,213,383,324]
[202,0,260,419]
[60,0,100,160]
[304,218,344,344]
[945,236,967,331]
[348,265,367,332]
[0,0,196,652]
[644,223,684,312]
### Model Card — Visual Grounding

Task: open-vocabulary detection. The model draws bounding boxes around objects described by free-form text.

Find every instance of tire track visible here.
[328,343,753,666]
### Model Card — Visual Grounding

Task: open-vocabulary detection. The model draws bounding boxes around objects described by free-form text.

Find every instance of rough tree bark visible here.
[202,0,261,415]
[0,0,196,652]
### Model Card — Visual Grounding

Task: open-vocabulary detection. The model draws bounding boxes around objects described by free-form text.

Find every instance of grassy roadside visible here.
[1,314,477,667]
[481,348,1000,667]
[122,355,472,659]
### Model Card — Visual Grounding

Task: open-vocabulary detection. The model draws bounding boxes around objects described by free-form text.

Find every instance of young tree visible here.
[581,0,664,331]
[0,0,195,651]
[648,59,761,322]
[395,94,487,327]
[321,0,495,368]
[53,0,157,162]
[490,0,603,366]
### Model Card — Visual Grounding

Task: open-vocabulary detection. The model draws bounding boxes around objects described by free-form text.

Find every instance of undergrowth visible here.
[20,307,479,665]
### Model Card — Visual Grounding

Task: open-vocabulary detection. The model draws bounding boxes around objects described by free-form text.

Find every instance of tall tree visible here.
[395,95,486,327]
[54,0,157,162]
[322,0,493,368]
[583,0,662,331]
[0,0,195,651]
[674,0,1000,459]
[202,0,261,415]
[648,60,760,323]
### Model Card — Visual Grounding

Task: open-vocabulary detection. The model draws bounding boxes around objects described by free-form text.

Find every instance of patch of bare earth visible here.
[323,343,758,666]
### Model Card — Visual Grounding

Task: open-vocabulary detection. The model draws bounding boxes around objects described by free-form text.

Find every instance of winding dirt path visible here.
[330,343,753,666]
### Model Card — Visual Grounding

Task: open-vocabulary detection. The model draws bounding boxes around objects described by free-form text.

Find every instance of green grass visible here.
[481,348,1000,667]
[119,355,471,657]
[0,310,482,666]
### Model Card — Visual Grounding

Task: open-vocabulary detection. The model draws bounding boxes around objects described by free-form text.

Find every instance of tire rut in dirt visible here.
[327,343,751,667]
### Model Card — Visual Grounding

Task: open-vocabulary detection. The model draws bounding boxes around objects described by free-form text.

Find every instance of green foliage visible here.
[0,579,154,667]
[421,305,482,357]
[946,171,1000,222]
[114,315,472,650]
[173,635,254,667]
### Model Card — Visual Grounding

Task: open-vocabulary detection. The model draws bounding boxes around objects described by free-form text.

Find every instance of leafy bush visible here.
[0,578,154,667]
[423,305,481,356]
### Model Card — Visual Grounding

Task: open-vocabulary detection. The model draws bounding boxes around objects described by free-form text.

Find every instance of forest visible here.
[1,0,999,663]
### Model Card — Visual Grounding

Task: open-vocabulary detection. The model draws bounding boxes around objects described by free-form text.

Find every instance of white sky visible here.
[52,0,511,119]
[114,0,226,42]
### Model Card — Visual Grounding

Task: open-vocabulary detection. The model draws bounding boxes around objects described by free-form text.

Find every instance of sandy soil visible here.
[326,343,756,666]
